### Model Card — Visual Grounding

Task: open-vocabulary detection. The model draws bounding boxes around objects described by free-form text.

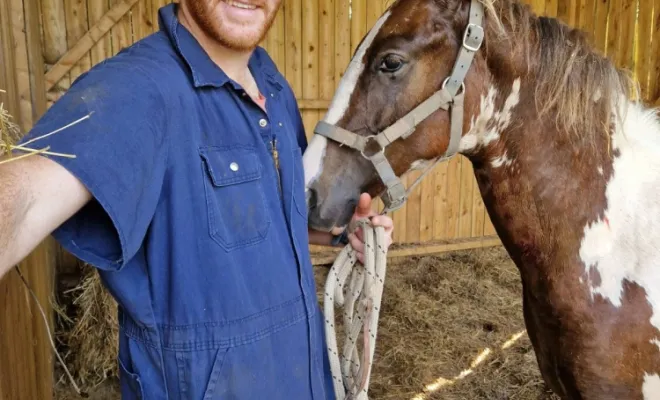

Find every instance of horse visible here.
[302,0,660,398]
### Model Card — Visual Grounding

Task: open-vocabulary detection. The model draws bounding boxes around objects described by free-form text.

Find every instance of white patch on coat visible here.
[460,78,522,153]
[302,10,391,189]
[578,99,660,336]
[491,151,513,168]
[651,338,660,351]
[643,373,660,399]
[598,166,604,175]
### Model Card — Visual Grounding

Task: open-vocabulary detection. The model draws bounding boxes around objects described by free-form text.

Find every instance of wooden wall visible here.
[0,0,658,396]
[28,0,660,253]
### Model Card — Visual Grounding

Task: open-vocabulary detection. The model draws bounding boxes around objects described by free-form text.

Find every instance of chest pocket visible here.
[199,146,271,251]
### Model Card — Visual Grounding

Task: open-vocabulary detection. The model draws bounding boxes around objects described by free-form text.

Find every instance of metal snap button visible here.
[230,162,239,171]
[259,118,268,127]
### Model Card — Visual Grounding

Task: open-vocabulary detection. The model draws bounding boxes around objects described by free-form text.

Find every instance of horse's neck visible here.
[462,83,660,280]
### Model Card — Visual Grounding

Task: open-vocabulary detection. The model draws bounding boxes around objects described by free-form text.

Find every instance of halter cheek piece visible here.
[313,0,485,214]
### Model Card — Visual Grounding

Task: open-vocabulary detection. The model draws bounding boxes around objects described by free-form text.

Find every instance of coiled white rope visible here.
[323,218,388,400]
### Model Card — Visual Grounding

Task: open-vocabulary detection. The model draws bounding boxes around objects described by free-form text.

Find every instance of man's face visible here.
[186,0,282,51]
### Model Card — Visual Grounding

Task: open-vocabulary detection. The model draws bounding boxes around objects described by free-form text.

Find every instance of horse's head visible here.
[304,0,491,232]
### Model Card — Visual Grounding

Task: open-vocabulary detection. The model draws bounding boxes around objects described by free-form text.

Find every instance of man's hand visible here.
[346,193,394,264]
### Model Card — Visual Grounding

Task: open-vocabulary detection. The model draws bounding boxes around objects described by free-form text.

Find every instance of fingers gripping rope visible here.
[324,219,388,400]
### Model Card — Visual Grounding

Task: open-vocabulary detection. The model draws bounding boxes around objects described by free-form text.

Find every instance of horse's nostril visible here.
[346,197,358,214]
[306,188,318,210]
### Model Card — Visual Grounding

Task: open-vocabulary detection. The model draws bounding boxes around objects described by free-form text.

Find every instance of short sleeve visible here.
[16,59,169,271]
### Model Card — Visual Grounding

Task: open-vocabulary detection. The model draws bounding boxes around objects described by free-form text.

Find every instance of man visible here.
[0,0,393,398]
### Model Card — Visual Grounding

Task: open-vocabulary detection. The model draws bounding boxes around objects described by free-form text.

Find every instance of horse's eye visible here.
[379,54,404,73]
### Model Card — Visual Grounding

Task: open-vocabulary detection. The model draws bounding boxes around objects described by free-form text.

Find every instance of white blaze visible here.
[302,10,392,189]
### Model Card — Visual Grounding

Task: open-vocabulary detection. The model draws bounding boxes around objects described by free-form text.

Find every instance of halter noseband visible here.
[313,0,485,214]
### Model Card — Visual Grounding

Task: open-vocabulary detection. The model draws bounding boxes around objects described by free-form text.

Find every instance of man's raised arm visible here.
[0,154,91,279]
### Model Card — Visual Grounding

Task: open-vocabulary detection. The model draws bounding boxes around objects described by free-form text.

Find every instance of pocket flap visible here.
[199,146,262,187]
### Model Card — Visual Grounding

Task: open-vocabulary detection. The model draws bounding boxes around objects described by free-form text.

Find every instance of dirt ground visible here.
[55,246,559,399]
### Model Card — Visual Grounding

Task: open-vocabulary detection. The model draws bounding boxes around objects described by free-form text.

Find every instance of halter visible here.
[313,0,485,214]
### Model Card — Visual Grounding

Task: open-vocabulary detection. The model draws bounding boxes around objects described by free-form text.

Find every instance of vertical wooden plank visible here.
[22,7,55,399]
[432,162,449,240]
[274,6,286,71]
[11,0,33,130]
[134,0,154,41]
[334,0,350,84]
[24,0,48,120]
[285,0,303,98]
[318,0,334,133]
[350,0,367,55]
[40,0,68,65]
[593,0,611,54]
[109,0,133,55]
[545,0,559,17]
[648,0,660,103]
[605,0,622,61]
[444,156,461,238]
[0,1,55,399]
[64,0,92,84]
[404,170,422,243]
[578,0,597,41]
[530,0,546,15]
[471,177,486,238]
[457,157,474,238]
[616,0,637,73]
[88,0,112,66]
[302,0,319,136]
[635,0,654,99]
[419,168,436,242]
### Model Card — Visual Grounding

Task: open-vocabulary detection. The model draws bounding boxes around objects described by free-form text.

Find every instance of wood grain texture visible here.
[0,2,55,399]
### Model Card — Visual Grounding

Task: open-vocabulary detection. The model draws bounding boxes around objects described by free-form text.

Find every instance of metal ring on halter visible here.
[360,135,385,160]
[441,77,466,96]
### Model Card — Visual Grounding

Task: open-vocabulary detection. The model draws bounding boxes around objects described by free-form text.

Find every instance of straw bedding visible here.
[54,246,559,399]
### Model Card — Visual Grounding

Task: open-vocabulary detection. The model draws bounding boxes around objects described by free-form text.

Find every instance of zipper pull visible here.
[272,138,280,171]
[271,138,282,194]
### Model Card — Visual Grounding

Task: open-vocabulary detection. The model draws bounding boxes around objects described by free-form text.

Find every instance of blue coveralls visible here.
[17,4,335,399]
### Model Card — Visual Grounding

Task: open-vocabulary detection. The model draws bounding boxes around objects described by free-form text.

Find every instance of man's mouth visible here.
[222,0,257,10]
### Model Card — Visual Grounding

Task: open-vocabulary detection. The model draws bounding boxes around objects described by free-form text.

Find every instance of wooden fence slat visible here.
[39,0,139,93]
[40,0,68,65]
[649,0,660,102]
[318,0,334,117]
[285,0,303,98]
[593,0,611,54]
[302,0,319,137]
[350,0,367,55]
[1,1,55,399]
[635,0,654,98]
[444,156,462,238]
[419,168,436,242]
[65,0,93,87]
[109,0,133,56]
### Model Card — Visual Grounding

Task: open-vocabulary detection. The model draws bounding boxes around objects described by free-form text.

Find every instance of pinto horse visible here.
[302,0,660,398]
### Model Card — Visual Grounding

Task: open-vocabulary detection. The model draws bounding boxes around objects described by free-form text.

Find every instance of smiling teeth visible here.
[226,0,256,9]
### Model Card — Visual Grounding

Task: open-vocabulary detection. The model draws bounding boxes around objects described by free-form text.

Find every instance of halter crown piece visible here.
[313,0,485,214]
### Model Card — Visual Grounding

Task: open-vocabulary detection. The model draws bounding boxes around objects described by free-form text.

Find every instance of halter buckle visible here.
[463,23,484,52]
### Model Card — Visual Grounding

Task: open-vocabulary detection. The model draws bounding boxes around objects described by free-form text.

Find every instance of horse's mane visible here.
[478,0,639,140]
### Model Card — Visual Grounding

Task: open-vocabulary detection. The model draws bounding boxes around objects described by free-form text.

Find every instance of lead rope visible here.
[324,218,388,400]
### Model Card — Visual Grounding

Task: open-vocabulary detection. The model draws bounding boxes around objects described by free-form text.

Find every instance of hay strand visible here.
[56,264,118,391]
[0,91,80,164]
